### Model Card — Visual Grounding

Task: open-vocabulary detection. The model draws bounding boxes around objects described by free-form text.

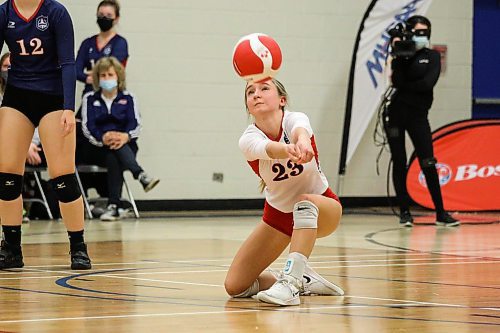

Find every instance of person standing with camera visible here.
[385,15,459,227]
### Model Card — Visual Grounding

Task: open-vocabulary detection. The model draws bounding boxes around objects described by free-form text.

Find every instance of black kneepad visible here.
[0,172,23,201]
[420,157,437,169]
[50,173,81,203]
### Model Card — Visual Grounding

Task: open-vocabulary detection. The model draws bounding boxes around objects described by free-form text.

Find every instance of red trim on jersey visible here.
[247,160,260,177]
[262,188,341,236]
[254,110,284,141]
[310,135,320,166]
[13,0,45,23]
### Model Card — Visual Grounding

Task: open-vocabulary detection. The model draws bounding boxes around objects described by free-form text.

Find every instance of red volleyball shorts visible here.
[262,188,340,236]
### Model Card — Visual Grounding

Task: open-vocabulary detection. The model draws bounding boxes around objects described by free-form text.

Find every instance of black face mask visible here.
[97,16,114,32]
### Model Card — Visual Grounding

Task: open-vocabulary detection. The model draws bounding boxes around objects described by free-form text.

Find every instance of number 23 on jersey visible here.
[272,160,304,181]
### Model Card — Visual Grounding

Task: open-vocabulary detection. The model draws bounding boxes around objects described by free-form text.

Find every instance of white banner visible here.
[345,0,433,165]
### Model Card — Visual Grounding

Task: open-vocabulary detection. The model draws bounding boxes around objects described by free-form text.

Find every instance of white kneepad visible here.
[293,200,319,229]
[233,279,259,298]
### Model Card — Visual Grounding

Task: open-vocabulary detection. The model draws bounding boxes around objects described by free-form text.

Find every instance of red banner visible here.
[407,120,500,211]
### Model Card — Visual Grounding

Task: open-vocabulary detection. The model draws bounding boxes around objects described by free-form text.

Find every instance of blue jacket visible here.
[81,90,141,147]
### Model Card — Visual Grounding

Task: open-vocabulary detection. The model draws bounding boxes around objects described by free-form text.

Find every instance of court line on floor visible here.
[0,258,495,283]
[0,300,498,325]
[0,255,483,277]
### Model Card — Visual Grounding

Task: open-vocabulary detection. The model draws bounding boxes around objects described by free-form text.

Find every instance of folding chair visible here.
[75,165,140,219]
[23,166,54,219]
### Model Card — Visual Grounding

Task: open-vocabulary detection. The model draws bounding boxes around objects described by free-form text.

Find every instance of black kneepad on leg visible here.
[0,172,23,201]
[419,157,437,169]
[50,173,81,203]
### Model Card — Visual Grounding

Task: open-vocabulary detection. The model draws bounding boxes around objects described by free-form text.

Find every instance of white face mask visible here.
[412,36,430,50]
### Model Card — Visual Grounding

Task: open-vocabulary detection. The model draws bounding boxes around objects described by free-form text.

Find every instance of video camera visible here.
[387,23,416,58]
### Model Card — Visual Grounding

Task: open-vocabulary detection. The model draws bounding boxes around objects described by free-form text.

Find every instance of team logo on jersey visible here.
[103,46,112,56]
[36,16,49,31]
[93,100,102,107]
[8,21,15,29]
[118,99,128,105]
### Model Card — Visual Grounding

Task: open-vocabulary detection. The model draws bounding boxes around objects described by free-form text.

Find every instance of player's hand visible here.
[60,110,75,137]
[26,143,42,165]
[285,144,301,163]
[295,138,314,164]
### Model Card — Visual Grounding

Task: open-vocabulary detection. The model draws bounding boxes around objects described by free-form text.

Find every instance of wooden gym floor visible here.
[0,211,498,332]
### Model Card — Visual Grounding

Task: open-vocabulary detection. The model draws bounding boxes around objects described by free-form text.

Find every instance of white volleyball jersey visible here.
[239,110,329,213]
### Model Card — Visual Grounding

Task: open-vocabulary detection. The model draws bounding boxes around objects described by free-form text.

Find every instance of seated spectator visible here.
[0,52,10,103]
[81,56,159,221]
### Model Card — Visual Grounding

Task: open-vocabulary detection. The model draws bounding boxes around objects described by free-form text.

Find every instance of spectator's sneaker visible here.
[256,276,301,306]
[0,241,24,269]
[436,212,460,227]
[399,211,414,227]
[70,242,91,270]
[301,265,344,296]
[100,204,120,221]
[91,205,106,218]
[138,172,160,192]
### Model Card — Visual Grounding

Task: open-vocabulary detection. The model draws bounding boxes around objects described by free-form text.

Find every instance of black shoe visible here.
[399,211,414,227]
[436,212,460,227]
[138,172,160,192]
[0,241,24,269]
[70,242,92,270]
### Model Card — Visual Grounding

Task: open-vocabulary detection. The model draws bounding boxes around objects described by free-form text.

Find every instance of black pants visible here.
[385,101,444,214]
[106,141,143,207]
[76,122,143,207]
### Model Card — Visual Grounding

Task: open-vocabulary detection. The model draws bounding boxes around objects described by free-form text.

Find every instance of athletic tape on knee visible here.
[420,157,437,169]
[0,172,23,201]
[293,200,319,229]
[50,173,81,203]
[233,279,259,298]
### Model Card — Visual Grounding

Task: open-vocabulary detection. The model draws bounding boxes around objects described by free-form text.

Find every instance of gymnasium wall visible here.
[24,1,475,200]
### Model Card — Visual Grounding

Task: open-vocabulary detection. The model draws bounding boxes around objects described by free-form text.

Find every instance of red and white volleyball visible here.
[232,33,282,83]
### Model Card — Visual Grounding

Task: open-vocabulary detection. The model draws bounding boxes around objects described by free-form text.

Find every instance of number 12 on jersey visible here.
[16,38,44,56]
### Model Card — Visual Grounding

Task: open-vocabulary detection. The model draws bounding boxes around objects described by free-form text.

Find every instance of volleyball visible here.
[232,33,282,83]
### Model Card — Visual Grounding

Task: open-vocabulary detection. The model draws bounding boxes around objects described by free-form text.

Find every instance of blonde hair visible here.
[92,56,126,91]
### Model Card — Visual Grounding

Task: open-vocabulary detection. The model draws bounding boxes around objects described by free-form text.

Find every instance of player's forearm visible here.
[265,141,289,159]
[292,128,311,145]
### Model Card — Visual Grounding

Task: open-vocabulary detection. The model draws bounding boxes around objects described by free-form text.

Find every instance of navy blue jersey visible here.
[0,0,76,110]
[81,90,141,146]
[75,34,128,94]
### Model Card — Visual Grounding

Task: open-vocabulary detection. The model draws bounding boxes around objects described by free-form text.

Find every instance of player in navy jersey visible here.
[0,0,91,270]
[75,0,128,96]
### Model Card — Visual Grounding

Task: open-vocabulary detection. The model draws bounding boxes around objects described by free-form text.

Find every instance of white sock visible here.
[283,252,307,284]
